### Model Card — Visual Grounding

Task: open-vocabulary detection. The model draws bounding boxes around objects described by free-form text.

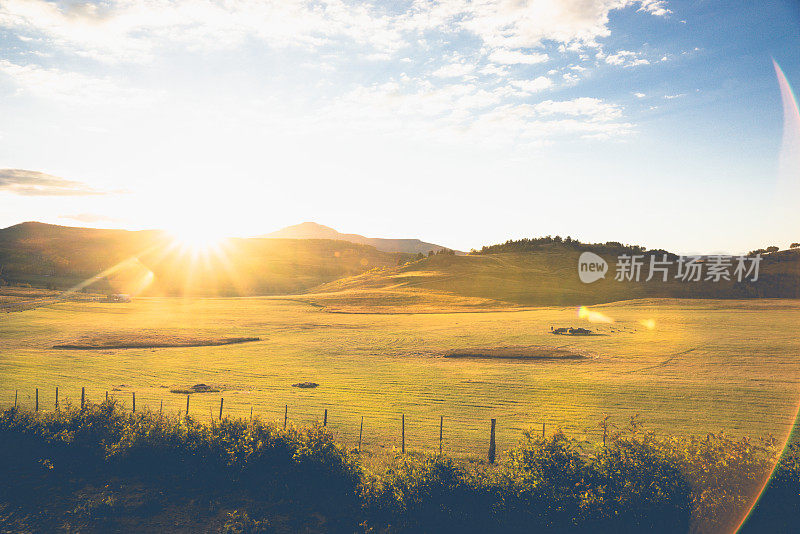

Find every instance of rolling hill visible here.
[0,222,413,296]
[261,222,461,255]
[2,222,799,309]
[306,244,800,310]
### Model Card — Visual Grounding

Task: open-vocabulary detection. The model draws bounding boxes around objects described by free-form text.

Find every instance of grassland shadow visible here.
[53,336,261,350]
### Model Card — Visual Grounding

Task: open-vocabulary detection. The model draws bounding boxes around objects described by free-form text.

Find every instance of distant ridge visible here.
[260,222,462,255]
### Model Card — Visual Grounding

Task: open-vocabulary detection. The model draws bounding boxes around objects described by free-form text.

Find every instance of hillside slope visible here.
[310,245,800,308]
[0,222,412,296]
[261,222,461,255]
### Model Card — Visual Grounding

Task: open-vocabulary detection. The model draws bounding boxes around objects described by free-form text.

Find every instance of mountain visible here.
[261,222,462,255]
[0,222,413,296]
[2,222,799,309]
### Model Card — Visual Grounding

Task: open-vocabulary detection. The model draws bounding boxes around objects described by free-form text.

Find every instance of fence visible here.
[5,385,618,462]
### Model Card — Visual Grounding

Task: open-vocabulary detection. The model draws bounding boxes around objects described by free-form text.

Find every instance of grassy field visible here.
[1,296,800,459]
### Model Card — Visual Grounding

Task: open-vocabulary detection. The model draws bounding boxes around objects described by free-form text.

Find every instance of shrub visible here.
[0,405,795,533]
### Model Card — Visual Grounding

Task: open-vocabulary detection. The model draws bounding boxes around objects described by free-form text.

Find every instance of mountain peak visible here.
[264,222,341,240]
[261,223,461,255]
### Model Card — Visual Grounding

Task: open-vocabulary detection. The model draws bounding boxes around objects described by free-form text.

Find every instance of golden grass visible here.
[1,296,799,458]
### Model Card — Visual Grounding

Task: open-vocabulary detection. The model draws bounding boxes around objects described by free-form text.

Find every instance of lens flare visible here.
[638,318,656,330]
[577,305,614,323]
[774,59,800,195]
[737,59,800,533]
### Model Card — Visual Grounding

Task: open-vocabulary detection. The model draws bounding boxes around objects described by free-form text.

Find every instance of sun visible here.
[167,222,228,253]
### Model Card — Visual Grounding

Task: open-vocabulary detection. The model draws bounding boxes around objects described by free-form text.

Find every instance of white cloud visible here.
[0,59,155,106]
[311,81,631,148]
[604,50,650,67]
[405,1,670,51]
[0,1,671,63]
[634,92,646,98]
[0,0,404,62]
[432,62,476,78]
[488,48,549,65]
[664,93,686,99]
[480,63,511,77]
[510,76,553,93]
[533,97,624,121]
[638,0,672,16]
[0,0,665,153]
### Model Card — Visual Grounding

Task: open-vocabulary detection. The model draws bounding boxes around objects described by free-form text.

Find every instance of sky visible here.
[1,0,799,255]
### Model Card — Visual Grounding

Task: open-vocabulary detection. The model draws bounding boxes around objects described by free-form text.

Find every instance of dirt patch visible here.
[443,346,586,360]
[53,335,260,350]
[169,384,220,394]
[292,382,319,389]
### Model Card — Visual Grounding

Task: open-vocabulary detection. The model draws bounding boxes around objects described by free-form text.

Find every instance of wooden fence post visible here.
[105,391,108,401]
[359,416,364,452]
[81,387,85,410]
[186,395,190,418]
[132,392,136,412]
[439,416,443,455]
[55,387,59,411]
[542,422,545,439]
[323,409,327,427]
[488,419,497,464]
[401,414,405,454]
[14,390,18,408]
[160,399,163,413]
[284,404,288,429]
[219,398,224,420]
[35,388,38,412]
[250,406,253,422]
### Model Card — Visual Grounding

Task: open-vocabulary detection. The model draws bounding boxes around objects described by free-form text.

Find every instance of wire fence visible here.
[4,385,620,460]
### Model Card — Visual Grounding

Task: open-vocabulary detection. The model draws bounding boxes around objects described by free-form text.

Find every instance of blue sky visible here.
[0,0,799,254]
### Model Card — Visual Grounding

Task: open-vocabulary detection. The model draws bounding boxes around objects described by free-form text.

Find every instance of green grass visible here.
[1,296,799,461]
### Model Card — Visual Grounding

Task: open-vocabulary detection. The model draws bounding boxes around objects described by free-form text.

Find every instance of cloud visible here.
[638,0,672,16]
[0,169,104,196]
[0,0,667,152]
[0,59,155,106]
[0,1,671,63]
[533,97,624,121]
[634,92,646,98]
[603,50,650,67]
[480,63,511,77]
[510,76,553,93]
[311,79,631,148]
[488,49,549,65]
[664,93,685,99]
[0,0,404,63]
[432,62,476,78]
[404,1,670,51]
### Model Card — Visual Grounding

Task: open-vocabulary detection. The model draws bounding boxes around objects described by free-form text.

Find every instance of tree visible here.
[791,243,800,249]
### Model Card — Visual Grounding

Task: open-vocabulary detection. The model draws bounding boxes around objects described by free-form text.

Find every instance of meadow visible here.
[2,295,800,460]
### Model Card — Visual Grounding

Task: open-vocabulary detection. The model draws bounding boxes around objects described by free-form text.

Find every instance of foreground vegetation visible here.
[1,403,798,533]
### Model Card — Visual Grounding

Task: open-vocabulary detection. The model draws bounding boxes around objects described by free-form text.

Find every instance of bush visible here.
[0,404,795,533]
[363,454,492,532]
